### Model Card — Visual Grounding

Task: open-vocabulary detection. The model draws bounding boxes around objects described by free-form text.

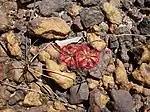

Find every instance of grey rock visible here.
[138,17,150,35]
[110,89,133,112]
[80,7,104,28]
[68,82,89,104]
[80,0,104,6]
[39,0,66,16]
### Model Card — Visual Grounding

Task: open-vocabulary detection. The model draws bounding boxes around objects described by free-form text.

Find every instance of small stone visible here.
[138,16,150,35]
[68,4,82,17]
[110,89,133,112]
[102,2,122,24]
[139,45,150,64]
[87,78,99,89]
[68,82,89,104]
[28,61,43,78]
[38,50,51,62]
[29,17,71,39]
[102,75,115,89]
[115,59,128,87]
[132,63,150,87]
[39,0,66,16]
[53,100,66,110]
[80,0,104,6]
[46,59,76,89]
[89,64,102,79]
[99,22,109,33]
[80,7,104,28]
[89,88,109,112]
[8,90,25,106]
[23,92,42,106]
[128,7,143,21]
[87,33,106,51]
[72,16,84,31]
[0,86,11,108]
[45,44,60,59]
[7,61,24,82]
[5,32,22,57]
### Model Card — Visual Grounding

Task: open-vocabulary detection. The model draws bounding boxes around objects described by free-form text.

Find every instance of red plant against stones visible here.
[60,44,100,70]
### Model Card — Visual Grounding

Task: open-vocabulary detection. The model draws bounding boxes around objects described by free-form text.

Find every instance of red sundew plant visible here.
[60,44,100,70]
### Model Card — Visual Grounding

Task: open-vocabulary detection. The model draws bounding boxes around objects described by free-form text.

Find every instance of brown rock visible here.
[139,45,150,64]
[29,17,71,39]
[102,75,115,89]
[102,2,122,24]
[23,92,42,106]
[87,33,106,51]
[132,63,150,87]
[89,88,109,112]
[87,78,99,89]
[115,59,128,86]
[5,32,22,57]
[38,50,51,62]
[45,59,76,89]
[53,100,66,110]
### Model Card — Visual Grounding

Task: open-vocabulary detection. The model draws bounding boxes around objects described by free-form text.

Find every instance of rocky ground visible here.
[0,0,150,112]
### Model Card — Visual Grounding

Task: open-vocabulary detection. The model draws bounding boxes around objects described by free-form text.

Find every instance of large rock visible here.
[110,89,133,112]
[39,0,66,16]
[80,7,104,28]
[29,17,71,39]
[67,82,89,104]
